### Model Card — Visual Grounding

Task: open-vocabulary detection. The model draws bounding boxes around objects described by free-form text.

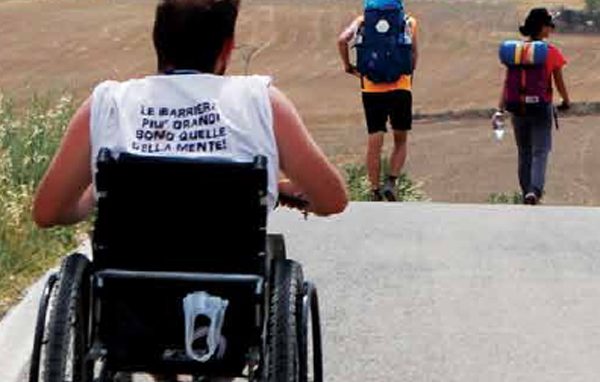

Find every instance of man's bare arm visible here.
[33,98,94,227]
[337,19,361,76]
[412,27,419,71]
[271,87,348,216]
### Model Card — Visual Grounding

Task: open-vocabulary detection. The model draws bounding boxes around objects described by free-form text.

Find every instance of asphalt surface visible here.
[4,203,600,381]
[272,203,600,382]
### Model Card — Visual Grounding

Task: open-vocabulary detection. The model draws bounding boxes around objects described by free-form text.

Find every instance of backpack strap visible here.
[518,43,531,115]
[519,68,527,115]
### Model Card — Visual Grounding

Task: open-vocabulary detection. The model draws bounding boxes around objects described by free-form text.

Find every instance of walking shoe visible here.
[370,189,383,202]
[382,185,397,202]
[524,192,538,205]
[382,176,397,202]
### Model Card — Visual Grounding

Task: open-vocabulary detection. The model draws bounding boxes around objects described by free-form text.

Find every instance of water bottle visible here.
[492,111,506,141]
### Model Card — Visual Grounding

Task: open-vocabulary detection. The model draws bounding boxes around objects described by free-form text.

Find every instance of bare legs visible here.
[367,132,385,190]
[389,131,408,177]
[367,131,409,191]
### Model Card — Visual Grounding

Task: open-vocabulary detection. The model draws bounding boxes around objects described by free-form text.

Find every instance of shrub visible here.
[487,191,523,204]
[344,162,426,202]
[0,93,84,316]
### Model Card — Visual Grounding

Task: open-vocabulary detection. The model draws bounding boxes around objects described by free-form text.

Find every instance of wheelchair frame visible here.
[29,150,323,382]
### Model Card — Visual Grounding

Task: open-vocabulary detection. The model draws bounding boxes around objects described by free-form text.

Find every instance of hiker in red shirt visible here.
[497,8,571,205]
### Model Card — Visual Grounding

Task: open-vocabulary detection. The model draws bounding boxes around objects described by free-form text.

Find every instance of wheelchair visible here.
[29,149,323,382]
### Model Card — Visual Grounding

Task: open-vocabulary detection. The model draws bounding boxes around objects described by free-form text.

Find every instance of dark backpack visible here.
[355,1,413,83]
[499,40,551,114]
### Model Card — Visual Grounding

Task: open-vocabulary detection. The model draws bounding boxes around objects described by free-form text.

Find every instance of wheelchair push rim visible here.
[298,281,323,382]
[29,273,58,382]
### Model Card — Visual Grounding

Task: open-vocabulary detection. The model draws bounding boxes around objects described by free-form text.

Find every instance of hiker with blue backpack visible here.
[496,8,571,205]
[337,0,418,201]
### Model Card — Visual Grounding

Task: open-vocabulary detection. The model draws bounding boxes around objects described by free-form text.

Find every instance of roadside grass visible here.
[344,162,427,202]
[0,93,85,317]
[488,191,523,204]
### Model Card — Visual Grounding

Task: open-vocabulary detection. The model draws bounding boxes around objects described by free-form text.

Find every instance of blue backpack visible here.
[356,0,413,83]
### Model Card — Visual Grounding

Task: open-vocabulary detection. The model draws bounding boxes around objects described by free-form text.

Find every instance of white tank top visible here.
[90,74,279,210]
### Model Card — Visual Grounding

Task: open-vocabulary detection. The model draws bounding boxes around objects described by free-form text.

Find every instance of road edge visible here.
[0,241,91,382]
[0,271,52,382]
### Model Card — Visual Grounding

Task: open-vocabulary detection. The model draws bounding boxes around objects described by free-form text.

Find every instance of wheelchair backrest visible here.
[92,148,268,273]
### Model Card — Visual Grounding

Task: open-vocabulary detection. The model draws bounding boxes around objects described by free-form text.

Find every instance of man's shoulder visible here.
[92,80,122,100]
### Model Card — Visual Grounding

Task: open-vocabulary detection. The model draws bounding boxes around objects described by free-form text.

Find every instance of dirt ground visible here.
[1,0,599,205]
[321,115,600,205]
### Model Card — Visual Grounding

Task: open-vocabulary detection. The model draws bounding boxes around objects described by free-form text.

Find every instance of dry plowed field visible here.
[1,0,599,204]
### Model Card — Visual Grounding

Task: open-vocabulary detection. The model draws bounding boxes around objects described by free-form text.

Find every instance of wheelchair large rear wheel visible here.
[267,259,304,382]
[43,253,92,382]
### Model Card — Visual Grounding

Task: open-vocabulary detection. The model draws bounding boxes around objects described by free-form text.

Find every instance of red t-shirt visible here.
[546,44,567,101]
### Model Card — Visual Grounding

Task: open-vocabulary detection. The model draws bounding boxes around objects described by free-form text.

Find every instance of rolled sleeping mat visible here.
[364,0,403,10]
[499,40,548,66]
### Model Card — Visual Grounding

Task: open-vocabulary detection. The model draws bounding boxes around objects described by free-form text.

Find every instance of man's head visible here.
[153,0,240,74]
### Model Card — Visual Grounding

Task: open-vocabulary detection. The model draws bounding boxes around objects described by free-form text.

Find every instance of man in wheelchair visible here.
[30,0,348,381]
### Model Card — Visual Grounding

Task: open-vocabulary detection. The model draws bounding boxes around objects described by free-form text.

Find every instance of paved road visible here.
[5,203,600,381]
[271,203,600,382]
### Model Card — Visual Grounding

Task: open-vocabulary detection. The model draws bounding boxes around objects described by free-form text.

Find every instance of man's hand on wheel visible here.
[278,179,310,218]
[279,193,309,210]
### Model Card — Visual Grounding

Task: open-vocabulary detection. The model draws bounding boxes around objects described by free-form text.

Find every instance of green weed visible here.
[0,93,84,317]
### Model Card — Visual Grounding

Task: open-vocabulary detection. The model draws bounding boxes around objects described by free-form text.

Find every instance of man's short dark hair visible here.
[153,0,240,73]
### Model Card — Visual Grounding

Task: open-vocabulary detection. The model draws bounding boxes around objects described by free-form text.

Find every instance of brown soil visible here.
[1,0,599,205]
[321,115,600,205]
